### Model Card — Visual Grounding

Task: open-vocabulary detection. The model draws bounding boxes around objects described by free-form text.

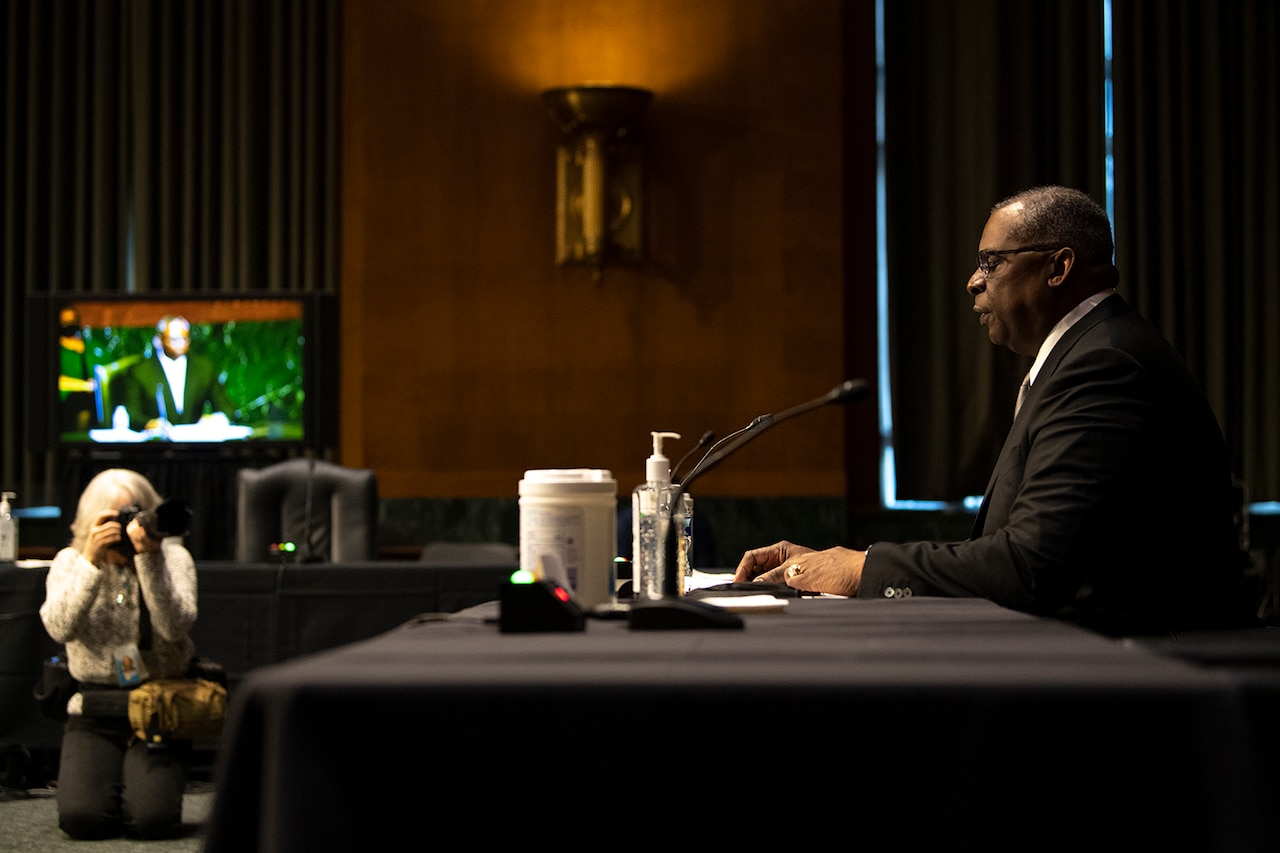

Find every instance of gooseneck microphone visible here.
[679,418,766,487]
[679,379,869,493]
[670,430,716,483]
[628,379,870,629]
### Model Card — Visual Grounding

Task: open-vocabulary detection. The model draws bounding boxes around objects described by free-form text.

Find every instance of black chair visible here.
[419,541,519,566]
[235,459,378,562]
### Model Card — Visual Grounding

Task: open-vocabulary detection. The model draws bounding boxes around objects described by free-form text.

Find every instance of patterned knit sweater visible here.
[40,540,197,716]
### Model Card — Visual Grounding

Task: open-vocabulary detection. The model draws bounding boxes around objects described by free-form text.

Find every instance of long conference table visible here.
[203,594,1280,852]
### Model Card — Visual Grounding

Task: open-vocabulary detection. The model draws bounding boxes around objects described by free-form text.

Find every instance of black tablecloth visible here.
[204,597,1277,851]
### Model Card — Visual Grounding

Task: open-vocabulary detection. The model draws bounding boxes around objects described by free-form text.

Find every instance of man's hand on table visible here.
[733,540,865,597]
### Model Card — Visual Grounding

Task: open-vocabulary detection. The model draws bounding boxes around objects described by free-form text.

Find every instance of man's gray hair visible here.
[993,186,1114,267]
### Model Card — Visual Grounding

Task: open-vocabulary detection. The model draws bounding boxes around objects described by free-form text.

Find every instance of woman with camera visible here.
[39,468,198,840]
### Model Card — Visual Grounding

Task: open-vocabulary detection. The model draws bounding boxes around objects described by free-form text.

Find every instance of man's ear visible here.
[1046,246,1076,288]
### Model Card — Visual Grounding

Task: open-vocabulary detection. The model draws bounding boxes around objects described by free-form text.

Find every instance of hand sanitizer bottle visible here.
[632,432,680,600]
[0,492,18,562]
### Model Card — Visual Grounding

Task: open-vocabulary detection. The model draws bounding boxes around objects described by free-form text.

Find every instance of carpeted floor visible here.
[0,782,215,852]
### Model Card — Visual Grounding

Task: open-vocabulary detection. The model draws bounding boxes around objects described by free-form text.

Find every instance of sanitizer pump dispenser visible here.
[632,432,681,600]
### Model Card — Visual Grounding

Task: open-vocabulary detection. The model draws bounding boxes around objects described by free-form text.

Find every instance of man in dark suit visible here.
[121,315,236,431]
[735,186,1252,635]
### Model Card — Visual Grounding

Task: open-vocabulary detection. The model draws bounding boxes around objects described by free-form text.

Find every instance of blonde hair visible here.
[69,469,162,552]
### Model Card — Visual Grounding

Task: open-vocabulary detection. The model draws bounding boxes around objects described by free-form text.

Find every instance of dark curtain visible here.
[1111,0,1280,503]
[883,0,1277,506]
[2,0,338,555]
[3,1,130,498]
[883,0,1107,501]
[121,0,338,295]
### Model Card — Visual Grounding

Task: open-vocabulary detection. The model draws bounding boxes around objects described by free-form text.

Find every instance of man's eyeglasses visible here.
[976,245,1062,276]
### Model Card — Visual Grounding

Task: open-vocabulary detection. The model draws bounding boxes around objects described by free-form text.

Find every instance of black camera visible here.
[111,498,193,557]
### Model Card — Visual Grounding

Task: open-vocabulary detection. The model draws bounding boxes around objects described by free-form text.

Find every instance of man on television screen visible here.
[121,315,236,432]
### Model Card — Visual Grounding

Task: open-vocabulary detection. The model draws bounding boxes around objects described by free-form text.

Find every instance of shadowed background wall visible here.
[338,0,878,502]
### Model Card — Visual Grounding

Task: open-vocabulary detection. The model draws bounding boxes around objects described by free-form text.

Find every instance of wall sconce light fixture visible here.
[542,85,653,279]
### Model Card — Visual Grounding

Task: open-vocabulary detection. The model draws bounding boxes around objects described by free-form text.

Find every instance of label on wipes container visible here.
[521,505,584,591]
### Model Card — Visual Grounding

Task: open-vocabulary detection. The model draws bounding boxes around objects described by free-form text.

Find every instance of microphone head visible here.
[829,379,870,404]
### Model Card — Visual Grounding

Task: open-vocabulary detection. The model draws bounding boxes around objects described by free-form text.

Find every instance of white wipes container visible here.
[519,469,617,608]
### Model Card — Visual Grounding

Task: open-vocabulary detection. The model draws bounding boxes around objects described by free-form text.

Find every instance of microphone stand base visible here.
[627,597,744,630]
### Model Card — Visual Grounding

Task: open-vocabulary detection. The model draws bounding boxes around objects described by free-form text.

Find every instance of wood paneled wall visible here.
[340,0,877,500]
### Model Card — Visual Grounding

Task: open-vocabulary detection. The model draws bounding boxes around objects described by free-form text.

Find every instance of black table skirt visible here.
[204,597,1278,852]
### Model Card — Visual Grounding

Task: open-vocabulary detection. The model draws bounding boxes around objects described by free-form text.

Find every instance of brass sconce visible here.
[542,85,653,279]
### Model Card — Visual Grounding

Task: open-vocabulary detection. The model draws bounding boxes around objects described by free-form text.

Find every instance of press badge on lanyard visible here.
[113,644,148,686]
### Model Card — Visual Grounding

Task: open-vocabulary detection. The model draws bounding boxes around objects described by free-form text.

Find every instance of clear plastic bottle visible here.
[632,432,680,600]
[631,436,697,598]
[676,491,694,585]
[0,492,18,562]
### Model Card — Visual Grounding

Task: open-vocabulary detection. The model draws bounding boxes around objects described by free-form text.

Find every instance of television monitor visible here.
[24,291,337,451]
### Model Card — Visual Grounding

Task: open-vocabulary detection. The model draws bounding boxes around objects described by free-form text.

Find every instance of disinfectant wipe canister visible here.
[519,469,617,608]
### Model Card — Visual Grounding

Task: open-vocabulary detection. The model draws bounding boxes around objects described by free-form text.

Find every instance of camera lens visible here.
[110,505,142,557]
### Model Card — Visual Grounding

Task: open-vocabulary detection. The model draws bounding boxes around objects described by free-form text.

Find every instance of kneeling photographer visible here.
[39,469,201,840]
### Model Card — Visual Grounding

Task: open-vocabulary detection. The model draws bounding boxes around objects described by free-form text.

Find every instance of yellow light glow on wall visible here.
[468,1,731,95]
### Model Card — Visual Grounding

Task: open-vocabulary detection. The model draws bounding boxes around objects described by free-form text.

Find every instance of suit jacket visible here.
[122,352,235,430]
[861,294,1250,635]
